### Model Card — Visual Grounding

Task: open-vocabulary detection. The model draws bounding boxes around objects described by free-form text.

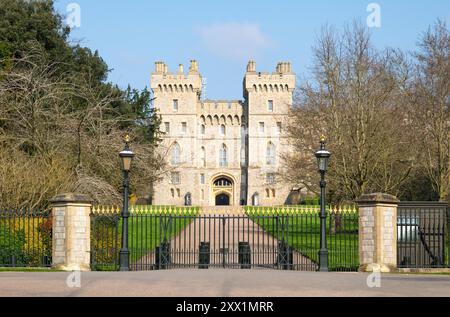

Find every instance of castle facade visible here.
[151,60,296,206]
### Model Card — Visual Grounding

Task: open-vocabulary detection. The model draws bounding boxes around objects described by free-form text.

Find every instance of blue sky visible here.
[53,0,450,100]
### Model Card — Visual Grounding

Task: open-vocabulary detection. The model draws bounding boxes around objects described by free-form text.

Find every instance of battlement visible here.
[151,60,203,92]
[244,60,296,93]
[152,60,200,76]
[246,60,293,75]
[150,59,295,97]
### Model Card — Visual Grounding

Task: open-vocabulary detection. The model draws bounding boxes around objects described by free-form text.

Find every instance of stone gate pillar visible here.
[356,193,399,272]
[50,193,92,271]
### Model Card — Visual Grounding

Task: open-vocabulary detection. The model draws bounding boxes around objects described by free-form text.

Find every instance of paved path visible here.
[133,207,316,270]
[0,271,449,297]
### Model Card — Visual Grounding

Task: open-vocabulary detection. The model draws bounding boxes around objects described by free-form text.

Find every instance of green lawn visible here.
[125,213,197,263]
[0,267,56,272]
[245,206,359,271]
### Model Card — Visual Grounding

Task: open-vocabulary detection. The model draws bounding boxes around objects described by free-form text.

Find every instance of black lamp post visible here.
[315,135,331,272]
[119,134,134,271]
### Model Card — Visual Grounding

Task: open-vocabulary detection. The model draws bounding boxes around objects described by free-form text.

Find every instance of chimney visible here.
[189,60,199,73]
[154,61,162,73]
[276,62,292,74]
[247,60,256,73]
[154,61,168,74]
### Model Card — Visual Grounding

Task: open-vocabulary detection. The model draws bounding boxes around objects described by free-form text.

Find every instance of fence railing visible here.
[0,209,52,268]
[397,202,449,268]
[90,205,359,272]
[90,205,200,271]
[90,207,120,271]
[246,206,359,271]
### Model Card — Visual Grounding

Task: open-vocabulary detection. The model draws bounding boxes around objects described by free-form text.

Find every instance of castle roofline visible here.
[202,99,243,104]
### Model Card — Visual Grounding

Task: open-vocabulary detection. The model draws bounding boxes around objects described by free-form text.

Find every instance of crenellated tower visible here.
[243,60,296,205]
[151,60,203,205]
[151,60,203,115]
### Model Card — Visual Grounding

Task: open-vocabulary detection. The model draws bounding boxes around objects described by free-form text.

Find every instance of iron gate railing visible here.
[397,202,449,268]
[0,209,52,268]
[90,206,359,272]
[90,207,120,271]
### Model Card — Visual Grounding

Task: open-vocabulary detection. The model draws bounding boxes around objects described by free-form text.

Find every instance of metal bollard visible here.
[277,241,293,270]
[155,241,171,270]
[199,242,210,269]
[238,242,251,269]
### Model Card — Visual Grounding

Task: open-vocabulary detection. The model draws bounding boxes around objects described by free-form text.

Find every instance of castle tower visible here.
[243,61,296,205]
[151,60,203,114]
[150,60,203,205]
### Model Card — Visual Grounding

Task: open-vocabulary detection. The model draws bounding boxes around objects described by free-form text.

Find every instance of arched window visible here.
[219,144,228,167]
[266,142,276,165]
[252,193,260,206]
[220,125,226,136]
[184,193,192,206]
[266,188,270,198]
[214,177,232,187]
[171,142,181,165]
[200,147,206,167]
[201,124,205,134]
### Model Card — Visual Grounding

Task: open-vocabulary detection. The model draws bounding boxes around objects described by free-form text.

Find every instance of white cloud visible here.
[196,22,272,61]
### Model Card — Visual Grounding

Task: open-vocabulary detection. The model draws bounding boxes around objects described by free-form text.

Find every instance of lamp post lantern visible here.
[315,135,331,272]
[119,134,134,271]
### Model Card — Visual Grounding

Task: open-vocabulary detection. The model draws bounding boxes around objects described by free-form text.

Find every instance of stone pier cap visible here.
[356,193,399,205]
[50,193,93,205]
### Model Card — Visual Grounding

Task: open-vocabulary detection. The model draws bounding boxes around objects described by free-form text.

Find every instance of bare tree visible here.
[408,20,450,201]
[283,22,414,202]
[0,45,167,209]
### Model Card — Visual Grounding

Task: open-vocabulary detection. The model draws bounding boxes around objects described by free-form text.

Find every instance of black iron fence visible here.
[397,202,449,268]
[0,209,52,268]
[90,206,359,272]
[90,207,120,271]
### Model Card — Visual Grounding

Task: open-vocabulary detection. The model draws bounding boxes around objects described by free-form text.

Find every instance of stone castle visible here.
[151,60,297,206]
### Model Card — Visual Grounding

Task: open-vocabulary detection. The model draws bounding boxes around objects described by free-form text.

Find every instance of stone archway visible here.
[215,193,230,206]
[211,176,234,206]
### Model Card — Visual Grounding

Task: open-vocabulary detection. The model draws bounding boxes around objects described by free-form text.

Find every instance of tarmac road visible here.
[0,270,449,297]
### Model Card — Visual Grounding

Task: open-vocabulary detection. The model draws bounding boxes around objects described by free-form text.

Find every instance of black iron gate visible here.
[130,213,316,271]
[397,202,449,268]
[90,206,359,272]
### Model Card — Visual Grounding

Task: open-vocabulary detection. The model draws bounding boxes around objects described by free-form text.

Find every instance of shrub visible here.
[302,197,320,205]
[0,227,27,266]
